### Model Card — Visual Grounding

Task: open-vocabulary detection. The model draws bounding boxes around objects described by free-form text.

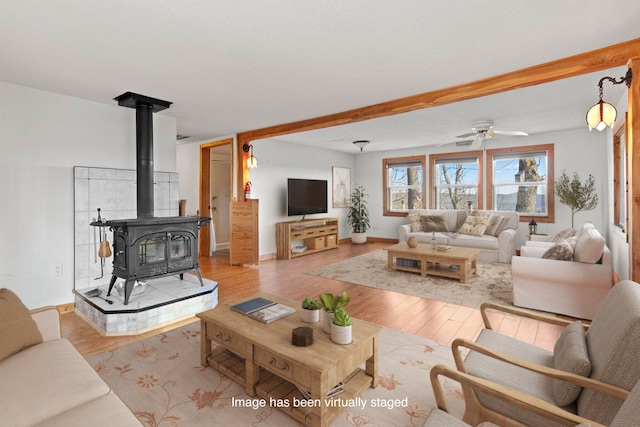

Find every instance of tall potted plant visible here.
[347,185,370,244]
[554,170,599,227]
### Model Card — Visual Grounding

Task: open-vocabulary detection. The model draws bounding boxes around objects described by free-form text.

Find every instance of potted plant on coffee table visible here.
[301,297,322,323]
[347,185,370,244]
[319,291,350,333]
[331,308,353,345]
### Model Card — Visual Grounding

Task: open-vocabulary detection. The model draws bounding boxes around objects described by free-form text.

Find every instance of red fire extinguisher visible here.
[244,181,252,201]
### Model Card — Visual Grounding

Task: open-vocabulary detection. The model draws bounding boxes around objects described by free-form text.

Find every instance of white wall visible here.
[247,140,356,256]
[0,82,177,308]
[176,142,201,216]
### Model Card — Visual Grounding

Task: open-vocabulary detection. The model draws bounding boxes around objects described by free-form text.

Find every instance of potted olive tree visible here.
[555,170,599,227]
[347,185,370,244]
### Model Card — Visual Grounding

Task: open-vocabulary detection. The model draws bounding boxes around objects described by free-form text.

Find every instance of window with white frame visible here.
[489,146,553,218]
[383,156,426,215]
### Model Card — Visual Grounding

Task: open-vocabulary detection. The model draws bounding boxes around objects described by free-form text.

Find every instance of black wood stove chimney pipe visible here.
[114,92,172,218]
[136,103,154,218]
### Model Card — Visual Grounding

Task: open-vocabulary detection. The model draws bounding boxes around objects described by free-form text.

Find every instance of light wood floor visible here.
[62,242,565,357]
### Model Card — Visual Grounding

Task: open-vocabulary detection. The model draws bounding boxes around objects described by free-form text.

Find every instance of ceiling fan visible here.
[455,120,528,149]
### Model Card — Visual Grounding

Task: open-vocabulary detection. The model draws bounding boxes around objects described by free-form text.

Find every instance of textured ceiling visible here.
[1,1,638,149]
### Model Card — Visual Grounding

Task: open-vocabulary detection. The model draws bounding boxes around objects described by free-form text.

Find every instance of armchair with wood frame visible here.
[437,280,640,427]
[426,365,640,427]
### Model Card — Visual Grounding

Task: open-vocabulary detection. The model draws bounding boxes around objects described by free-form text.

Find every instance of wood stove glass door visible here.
[138,234,168,276]
[168,233,193,272]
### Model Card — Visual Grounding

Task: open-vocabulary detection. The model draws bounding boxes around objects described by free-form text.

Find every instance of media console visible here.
[276,218,339,260]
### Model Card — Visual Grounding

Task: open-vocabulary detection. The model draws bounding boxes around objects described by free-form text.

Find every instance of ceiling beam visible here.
[236,38,640,201]
[238,38,640,143]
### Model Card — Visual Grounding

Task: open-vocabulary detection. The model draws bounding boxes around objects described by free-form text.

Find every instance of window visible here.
[430,152,483,210]
[383,156,426,216]
[487,144,555,223]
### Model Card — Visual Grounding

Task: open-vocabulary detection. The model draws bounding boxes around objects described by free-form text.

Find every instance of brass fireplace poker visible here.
[90,208,112,279]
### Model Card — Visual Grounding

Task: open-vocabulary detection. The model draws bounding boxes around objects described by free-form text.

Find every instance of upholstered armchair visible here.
[512,223,613,319]
[442,280,640,426]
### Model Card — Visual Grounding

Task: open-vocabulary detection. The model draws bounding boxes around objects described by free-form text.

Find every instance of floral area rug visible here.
[307,249,513,309]
[88,322,464,427]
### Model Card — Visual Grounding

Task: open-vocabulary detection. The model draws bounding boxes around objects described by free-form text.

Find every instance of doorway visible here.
[199,138,233,260]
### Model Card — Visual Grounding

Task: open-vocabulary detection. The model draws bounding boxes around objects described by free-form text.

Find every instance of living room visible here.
[2,2,640,426]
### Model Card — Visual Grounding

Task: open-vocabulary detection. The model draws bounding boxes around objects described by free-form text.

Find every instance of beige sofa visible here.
[512,223,614,320]
[0,289,140,427]
[398,209,519,263]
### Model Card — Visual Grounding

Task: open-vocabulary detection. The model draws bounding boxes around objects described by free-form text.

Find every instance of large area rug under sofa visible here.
[307,249,513,308]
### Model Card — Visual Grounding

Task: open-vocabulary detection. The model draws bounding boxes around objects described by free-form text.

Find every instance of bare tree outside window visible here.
[433,157,479,210]
[515,158,543,213]
[440,163,468,209]
[388,162,423,211]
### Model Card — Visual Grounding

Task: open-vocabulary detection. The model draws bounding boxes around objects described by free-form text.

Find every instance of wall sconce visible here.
[528,219,538,235]
[352,140,370,152]
[586,68,632,131]
[242,143,258,168]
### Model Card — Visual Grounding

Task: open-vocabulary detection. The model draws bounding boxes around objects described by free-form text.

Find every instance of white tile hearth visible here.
[75,273,218,335]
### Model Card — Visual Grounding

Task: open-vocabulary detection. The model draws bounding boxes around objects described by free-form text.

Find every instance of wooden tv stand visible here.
[276,218,339,260]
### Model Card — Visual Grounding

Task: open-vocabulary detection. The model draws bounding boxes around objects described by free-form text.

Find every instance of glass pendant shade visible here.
[586,100,617,131]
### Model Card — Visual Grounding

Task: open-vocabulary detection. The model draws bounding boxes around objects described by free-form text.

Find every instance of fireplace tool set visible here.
[90,208,112,280]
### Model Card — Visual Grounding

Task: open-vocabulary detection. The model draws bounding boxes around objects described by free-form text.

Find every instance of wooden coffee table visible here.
[384,243,481,282]
[197,293,383,427]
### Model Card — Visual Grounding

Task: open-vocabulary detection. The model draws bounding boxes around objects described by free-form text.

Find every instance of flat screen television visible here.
[287,178,328,217]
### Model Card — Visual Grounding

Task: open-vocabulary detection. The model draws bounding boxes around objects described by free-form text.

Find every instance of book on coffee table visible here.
[248,303,296,324]
[230,297,275,314]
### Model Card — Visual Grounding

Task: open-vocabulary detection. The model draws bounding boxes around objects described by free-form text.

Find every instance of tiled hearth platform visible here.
[75,274,218,335]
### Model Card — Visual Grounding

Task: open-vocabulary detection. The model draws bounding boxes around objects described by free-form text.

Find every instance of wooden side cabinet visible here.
[276,218,339,259]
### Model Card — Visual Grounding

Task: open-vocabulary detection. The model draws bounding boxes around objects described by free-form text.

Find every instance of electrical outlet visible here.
[52,264,63,276]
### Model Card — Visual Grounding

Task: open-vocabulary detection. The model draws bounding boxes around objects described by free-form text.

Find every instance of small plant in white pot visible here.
[331,308,353,345]
[319,291,349,333]
[301,298,322,323]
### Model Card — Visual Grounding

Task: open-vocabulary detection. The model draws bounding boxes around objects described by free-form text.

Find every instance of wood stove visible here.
[106,216,209,305]
[92,92,211,305]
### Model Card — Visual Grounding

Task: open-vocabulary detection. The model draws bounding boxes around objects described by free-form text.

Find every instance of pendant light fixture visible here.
[586,69,632,131]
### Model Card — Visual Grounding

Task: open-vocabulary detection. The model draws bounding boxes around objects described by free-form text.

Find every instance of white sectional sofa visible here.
[0,288,140,427]
[398,209,519,263]
[512,222,614,320]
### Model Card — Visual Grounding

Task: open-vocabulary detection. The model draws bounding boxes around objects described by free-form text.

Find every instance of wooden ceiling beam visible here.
[237,38,640,143]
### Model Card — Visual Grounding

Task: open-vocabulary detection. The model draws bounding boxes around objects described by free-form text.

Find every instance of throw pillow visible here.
[421,215,449,232]
[0,288,43,362]
[573,228,605,264]
[541,240,574,261]
[407,212,423,232]
[553,320,591,406]
[456,210,478,231]
[458,215,491,236]
[484,215,509,237]
[550,227,577,243]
